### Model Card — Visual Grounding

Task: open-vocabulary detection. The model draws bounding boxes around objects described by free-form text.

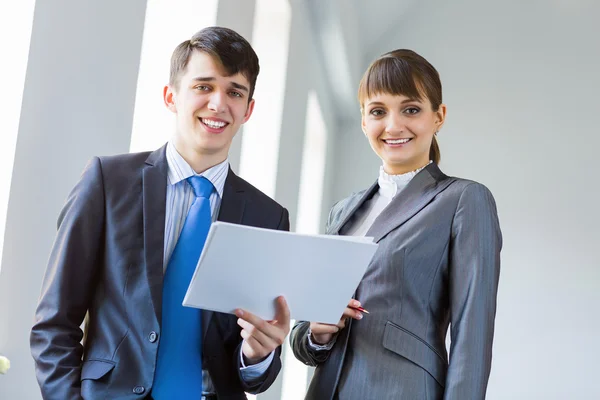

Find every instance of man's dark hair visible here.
[169,26,260,100]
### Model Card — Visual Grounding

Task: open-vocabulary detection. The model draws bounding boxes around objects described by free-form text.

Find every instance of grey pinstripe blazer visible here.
[290,163,502,400]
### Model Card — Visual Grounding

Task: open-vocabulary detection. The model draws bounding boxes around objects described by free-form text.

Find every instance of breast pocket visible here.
[382,321,447,388]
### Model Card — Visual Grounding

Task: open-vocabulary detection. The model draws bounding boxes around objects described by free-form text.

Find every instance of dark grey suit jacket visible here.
[291,163,502,400]
[30,145,290,400]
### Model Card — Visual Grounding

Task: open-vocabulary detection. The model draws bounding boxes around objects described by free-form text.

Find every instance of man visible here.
[31,26,290,399]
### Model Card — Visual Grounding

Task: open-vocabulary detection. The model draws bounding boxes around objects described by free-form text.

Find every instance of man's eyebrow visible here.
[190,77,248,93]
[191,76,215,82]
[230,82,249,92]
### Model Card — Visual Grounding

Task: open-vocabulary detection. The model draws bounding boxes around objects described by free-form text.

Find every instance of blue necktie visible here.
[153,176,214,399]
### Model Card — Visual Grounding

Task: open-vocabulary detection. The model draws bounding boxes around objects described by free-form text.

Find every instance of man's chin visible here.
[192,140,231,158]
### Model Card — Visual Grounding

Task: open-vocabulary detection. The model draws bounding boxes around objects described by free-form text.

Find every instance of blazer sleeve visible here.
[444,183,502,400]
[30,157,106,400]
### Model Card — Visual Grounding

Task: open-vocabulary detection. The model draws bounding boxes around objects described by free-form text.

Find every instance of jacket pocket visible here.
[382,321,447,388]
[81,359,116,381]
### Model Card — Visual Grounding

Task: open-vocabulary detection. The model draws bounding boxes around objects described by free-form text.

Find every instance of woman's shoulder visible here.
[445,176,496,199]
[441,176,499,215]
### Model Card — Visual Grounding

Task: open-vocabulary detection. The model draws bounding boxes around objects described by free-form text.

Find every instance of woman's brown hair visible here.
[358,49,442,164]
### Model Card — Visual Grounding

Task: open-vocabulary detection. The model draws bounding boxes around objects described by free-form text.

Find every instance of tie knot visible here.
[187,176,214,198]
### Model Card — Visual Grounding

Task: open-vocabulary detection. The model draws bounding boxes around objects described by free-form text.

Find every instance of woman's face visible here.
[362,91,446,175]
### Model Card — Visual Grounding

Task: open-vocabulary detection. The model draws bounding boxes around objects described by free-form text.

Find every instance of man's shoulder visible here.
[96,150,153,170]
[92,147,165,181]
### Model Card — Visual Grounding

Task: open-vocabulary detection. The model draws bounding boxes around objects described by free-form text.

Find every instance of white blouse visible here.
[343,162,432,237]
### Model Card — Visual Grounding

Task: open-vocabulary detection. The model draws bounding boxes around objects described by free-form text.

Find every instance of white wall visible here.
[333,0,600,398]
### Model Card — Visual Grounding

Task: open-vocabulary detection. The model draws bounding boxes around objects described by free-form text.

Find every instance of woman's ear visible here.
[435,104,447,131]
[361,113,367,136]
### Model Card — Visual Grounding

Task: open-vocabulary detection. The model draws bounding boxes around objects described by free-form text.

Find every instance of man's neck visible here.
[171,140,227,174]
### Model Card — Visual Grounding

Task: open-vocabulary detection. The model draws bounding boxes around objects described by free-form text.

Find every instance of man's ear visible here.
[163,85,177,113]
[242,98,256,124]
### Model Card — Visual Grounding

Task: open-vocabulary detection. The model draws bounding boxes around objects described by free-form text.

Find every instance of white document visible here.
[183,221,378,324]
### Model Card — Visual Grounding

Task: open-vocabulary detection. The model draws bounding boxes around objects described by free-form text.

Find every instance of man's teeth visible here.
[202,118,227,128]
[385,138,411,144]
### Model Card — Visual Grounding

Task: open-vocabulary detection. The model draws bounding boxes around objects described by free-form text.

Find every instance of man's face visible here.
[164,50,254,164]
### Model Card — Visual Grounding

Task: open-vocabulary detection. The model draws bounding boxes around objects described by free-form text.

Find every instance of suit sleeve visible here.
[444,183,502,400]
[30,157,106,400]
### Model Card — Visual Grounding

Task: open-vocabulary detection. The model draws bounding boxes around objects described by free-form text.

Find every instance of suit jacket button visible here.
[133,386,145,395]
[148,331,158,343]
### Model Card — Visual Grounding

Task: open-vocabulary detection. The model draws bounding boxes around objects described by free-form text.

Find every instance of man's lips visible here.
[199,117,229,129]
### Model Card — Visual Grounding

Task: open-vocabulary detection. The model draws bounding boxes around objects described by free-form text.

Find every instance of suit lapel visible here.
[202,168,247,339]
[327,182,379,235]
[366,163,455,243]
[142,145,168,323]
[216,168,246,224]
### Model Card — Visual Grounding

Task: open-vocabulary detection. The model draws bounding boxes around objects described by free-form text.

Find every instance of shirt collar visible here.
[377,161,432,199]
[166,141,228,199]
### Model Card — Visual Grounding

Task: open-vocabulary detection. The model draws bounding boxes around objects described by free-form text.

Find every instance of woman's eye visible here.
[370,109,385,116]
[404,107,420,115]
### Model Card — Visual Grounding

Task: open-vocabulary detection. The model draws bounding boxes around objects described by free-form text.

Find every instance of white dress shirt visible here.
[164,141,273,380]
[308,162,431,350]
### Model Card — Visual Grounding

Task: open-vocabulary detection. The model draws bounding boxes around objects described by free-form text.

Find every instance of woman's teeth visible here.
[384,138,411,144]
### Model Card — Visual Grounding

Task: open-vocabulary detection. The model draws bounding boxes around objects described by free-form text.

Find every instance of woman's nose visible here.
[385,113,406,134]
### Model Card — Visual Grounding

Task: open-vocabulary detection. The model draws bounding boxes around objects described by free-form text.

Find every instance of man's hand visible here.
[309,299,363,345]
[235,296,291,365]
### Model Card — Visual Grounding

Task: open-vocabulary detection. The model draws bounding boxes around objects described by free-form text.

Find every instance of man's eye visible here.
[195,85,210,91]
[230,91,243,98]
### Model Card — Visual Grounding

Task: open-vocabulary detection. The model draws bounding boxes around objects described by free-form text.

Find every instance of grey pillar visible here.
[0,1,147,398]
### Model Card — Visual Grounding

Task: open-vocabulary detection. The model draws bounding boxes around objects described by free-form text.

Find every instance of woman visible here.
[290,49,502,400]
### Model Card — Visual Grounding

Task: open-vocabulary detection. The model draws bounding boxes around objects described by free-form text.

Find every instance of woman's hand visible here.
[309,299,364,345]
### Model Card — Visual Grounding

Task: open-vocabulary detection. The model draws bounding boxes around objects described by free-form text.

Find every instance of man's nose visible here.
[207,91,226,113]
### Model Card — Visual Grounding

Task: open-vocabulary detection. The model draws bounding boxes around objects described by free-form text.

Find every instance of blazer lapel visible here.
[202,168,247,339]
[327,182,379,235]
[142,145,168,324]
[366,163,455,243]
[216,168,246,224]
